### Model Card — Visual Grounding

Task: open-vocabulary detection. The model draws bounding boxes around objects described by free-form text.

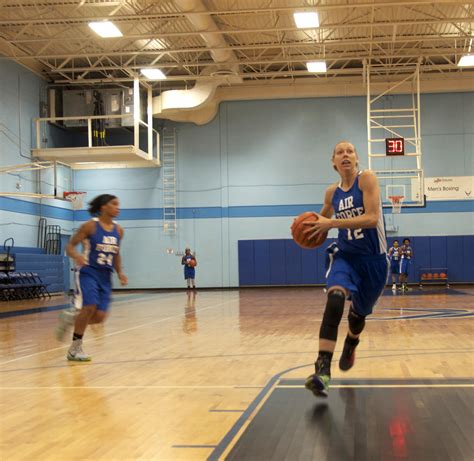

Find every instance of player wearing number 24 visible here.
[303,141,389,398]
[55,194,128,362]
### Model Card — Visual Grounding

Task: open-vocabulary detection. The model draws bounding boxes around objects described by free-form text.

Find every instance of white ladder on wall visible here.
[162,128,177,234]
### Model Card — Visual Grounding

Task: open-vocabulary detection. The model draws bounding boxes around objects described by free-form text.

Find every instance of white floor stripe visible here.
[0,294,238,366]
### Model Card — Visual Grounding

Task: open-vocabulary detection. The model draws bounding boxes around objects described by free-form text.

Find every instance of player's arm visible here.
[319,184,336,218]
[181,256,186,265]
[302,184,335,238]
[66,221,95,266]
[114,225,128,286]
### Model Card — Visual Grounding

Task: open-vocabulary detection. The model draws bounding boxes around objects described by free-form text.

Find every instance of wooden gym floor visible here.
[1,287,473,460]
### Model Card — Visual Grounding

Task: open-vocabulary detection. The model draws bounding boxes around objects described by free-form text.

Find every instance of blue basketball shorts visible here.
[391,260,400,274]
[400,259,411,275]
[184,266,195,280]
[74,266,113,311]
[326,247,389,317]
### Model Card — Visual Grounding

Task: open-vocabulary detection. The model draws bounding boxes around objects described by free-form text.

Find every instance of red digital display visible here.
[385,138,405,155]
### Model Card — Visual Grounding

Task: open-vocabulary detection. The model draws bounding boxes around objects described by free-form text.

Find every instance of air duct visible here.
[153,0,242,124]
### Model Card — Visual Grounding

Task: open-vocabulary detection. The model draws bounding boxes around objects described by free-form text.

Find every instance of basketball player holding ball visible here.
[301,141,389,397]
[182,248,197,290]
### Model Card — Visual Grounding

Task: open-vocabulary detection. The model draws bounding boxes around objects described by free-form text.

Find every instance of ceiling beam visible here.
[0,1,467,26]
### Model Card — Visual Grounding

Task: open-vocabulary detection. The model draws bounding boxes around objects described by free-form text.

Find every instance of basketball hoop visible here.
[64,191,87,210]
[388,195,404,214]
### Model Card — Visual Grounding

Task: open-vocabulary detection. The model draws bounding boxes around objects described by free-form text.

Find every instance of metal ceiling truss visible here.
[0,0,471,87]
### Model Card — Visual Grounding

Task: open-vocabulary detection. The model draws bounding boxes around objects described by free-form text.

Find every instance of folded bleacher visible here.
[1,246,64,301]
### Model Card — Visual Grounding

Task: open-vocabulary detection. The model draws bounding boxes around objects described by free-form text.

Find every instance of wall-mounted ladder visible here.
[162,128,177,234]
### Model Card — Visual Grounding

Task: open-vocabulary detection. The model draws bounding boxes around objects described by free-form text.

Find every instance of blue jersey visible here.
[401,245,413,260]
[332,172,387,256]
[83,218,120,271]
[182,255,196,279]
[389,246,400,261]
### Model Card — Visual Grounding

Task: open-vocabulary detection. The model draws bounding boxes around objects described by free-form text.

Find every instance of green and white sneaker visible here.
[67,339,91,362]
[55,308,78,342]
[305,373,331,397]
[305,354,332,397]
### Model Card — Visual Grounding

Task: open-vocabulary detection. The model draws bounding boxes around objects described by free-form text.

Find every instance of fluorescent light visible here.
[306,61,327,73]
[88,21,123,38]
[140,68,167,80]
[458,54,474,67]
[294,11,319,29]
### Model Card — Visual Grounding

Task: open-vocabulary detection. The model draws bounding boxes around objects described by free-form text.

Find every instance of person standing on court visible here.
[302,141,389,397]
[399,238,414,291]
[181,248,197,289]
[55,194,128,361]
[388,239,401,290]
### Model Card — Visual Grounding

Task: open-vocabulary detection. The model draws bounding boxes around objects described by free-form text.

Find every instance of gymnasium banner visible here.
[424,176,474,201]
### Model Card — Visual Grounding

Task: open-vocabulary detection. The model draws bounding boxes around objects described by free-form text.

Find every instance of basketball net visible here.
[64,191,87,210]
[388,195,404,214]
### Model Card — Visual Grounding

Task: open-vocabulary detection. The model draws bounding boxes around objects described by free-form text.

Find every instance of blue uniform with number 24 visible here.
[74,218,120,312]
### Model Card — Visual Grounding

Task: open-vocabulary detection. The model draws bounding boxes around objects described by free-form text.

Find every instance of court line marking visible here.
[277,384,474,389]
[0,296,239,366]
[2,348,472,374]
[207,359,474,461]
[172,445,217,449]
[209,409,246,413]
[0,291,167,318]
[207,364,306,461]
[3,382,472,390]
[0,385,246,390]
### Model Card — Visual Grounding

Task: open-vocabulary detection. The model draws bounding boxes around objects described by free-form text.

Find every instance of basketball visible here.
[440,272,447,279]
[426,273,433,279]
[433,273,439,279]
[291,212,327,249]
[188,259,197,268]
[421,273,427,280]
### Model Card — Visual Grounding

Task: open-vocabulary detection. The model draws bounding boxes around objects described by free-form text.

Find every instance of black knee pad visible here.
[319,289,345,341]
[348,306,366,335]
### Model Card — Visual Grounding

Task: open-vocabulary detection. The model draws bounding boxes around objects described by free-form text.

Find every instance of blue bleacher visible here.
[13,247,64,294]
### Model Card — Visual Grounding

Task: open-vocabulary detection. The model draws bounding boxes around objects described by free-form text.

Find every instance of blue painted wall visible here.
[0,61,72,249]
[72,93,472,288]
[1,59,472,288]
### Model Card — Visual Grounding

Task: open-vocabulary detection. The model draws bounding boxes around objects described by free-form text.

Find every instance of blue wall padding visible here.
[239,235,474,285]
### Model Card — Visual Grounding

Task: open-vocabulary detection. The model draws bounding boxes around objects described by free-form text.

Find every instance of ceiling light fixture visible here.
[88,21,123,38]
[458,54,474,67]
[294,11,319,29]
[140,68,167,80]
[306,61,327,73]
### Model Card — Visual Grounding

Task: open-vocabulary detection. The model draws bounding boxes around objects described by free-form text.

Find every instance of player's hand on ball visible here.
[118,272,128,286]
[303,214,333,240]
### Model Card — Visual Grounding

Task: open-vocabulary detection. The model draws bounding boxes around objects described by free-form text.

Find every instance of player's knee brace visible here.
[319,289,345,341]
[348,306,366,335]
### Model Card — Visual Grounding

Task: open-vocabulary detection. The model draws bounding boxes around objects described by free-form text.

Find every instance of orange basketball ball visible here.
[433,273,439,279]
[421,273,427,280]
[189,259,197,268]
[291,211,328,249]
[440,272,447,279]
[426,273,433,279]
